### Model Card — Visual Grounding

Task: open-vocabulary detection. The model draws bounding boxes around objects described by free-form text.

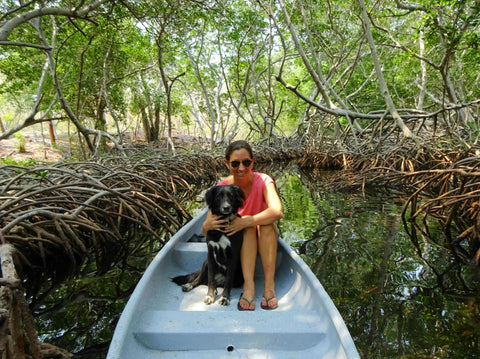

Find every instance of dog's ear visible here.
[232,184,245,208]
[235,185,246,201]
[205,186,216,208]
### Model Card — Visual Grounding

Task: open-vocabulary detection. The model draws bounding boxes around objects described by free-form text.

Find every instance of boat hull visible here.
[107,208,360,359]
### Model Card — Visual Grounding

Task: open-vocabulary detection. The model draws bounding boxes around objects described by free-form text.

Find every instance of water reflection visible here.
[33,165,480,358]
[275,166,480,358]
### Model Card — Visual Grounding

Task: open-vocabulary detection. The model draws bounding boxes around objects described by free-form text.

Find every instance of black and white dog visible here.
[172,184,245,305]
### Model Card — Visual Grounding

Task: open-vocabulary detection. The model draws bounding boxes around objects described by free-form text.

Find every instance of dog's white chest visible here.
[218,234,231,250]
[208,234,231,250]
[208,235,231,270]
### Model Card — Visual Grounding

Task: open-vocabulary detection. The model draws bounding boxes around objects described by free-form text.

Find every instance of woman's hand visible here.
[202,211,228,235]
[225,215,254,236]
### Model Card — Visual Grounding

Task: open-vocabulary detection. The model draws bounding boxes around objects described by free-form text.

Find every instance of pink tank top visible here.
[218,172,273,216]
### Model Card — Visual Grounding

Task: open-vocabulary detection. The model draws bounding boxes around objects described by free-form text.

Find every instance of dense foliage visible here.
[1,0,479,155]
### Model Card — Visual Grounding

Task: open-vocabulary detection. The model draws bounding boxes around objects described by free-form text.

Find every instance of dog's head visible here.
[205,184,245,217]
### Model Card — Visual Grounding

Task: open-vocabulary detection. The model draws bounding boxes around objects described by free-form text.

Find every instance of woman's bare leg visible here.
[258,224,278,307]
[239,226,257,310]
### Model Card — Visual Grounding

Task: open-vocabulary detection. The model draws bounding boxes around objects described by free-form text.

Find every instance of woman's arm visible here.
[226,182,283,234]
[201,210,228,236]
[252,181,283,225]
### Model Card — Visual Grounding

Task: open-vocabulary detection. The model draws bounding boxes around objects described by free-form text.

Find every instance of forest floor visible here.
[0,136,65,163]
[0,129,213,164]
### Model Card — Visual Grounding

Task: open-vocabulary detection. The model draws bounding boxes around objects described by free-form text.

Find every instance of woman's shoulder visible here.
[253,172,274,184]
[218,176,233,185]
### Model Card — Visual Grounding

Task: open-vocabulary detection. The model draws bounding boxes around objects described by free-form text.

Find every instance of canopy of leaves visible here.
[0,0,478,154]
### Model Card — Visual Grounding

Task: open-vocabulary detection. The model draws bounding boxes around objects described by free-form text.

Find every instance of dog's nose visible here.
[220,204,232,214]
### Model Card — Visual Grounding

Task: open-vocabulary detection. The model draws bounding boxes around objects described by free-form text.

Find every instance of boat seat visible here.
[133,309,327,351]
[171,242,208,270]
[172,242,284,273]
[174,242,207,254]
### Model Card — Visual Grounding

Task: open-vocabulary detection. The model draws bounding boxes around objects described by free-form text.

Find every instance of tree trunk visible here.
[48,120,57,147]
[140,107,153,142]
[37,19,95,153]
[95,100,108,153]
[156,37,175,153]
[357,0,413,140]
[185,43,217,149]
[417,30,427,110]
[0,116,5,133]
[0,244,42,359]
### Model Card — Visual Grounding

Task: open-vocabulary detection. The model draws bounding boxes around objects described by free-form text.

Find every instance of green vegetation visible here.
[13,132,25,153]
[1,0,478,157]
[0,156,37,167]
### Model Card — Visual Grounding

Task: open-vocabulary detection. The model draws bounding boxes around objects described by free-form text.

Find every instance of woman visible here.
[201,140,283,311]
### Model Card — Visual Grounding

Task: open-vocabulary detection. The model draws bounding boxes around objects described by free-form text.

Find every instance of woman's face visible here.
[226,148,254,180]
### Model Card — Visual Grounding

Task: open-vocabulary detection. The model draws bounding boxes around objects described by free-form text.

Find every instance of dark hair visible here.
[225,140,254,161]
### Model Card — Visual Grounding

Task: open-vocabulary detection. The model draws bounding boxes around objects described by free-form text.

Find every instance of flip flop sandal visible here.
[261,295,278,310]
[237,293,255,311]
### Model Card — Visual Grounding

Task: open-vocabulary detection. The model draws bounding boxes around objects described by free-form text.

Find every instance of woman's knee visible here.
[243,226,257,242]
[259,223,278,240]
[243,227,257,240]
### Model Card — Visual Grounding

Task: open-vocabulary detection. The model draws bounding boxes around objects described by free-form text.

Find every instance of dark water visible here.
[35,165,480,358]
[275,167,480,358]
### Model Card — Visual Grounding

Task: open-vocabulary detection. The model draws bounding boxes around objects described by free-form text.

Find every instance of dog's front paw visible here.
[181,283,194,292]
[218,296,230,306]
[204,295,215,305]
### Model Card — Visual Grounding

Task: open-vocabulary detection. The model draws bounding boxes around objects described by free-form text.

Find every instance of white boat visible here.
[106,208,360,359]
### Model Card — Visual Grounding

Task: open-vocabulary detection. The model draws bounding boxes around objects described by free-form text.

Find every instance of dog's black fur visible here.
[172,184,245,305]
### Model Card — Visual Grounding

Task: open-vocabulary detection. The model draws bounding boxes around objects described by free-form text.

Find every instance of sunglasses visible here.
[230,159,252,168]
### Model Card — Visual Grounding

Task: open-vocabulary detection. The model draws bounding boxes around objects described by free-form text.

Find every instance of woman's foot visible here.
[237,292,255,311]
[261,289,278,310]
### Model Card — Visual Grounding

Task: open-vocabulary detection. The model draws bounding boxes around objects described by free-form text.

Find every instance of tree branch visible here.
[0,0,111,41]
[0,40,51,50]
[357,0,414,140]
